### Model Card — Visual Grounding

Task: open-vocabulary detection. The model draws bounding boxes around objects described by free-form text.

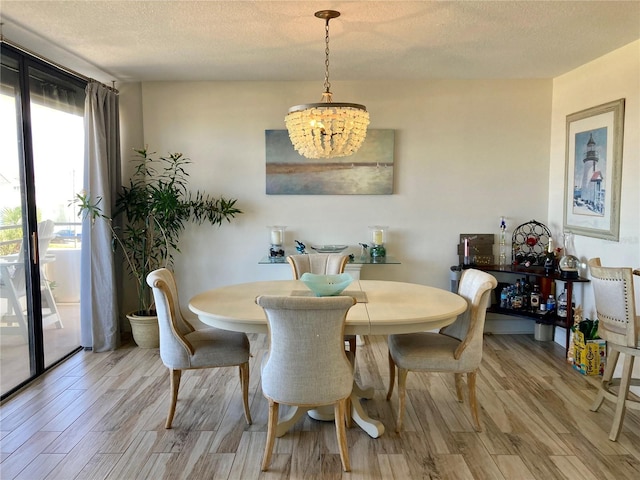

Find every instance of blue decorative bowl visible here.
[300,272,353,297]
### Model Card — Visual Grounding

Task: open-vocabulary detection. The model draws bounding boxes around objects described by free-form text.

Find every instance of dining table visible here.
[189,279,467,438]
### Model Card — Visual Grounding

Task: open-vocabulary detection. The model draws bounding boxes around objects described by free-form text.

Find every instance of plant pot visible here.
[127,312,159,348]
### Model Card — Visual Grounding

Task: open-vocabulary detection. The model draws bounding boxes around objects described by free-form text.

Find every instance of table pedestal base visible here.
[274,381,384,439]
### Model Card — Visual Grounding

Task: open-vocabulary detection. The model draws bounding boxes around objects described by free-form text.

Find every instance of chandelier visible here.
[285,10,370,159]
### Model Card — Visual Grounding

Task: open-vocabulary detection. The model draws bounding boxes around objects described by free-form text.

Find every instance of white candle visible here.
[373,229,383,245]
[271,229,282,245]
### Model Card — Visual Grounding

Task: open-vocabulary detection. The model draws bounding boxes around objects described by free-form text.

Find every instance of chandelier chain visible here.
[323,18,331,93]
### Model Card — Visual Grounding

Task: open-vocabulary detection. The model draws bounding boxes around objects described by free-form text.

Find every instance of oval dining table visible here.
[189,279,467,438]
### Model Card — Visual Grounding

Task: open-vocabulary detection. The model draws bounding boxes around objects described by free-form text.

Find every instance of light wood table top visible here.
[189,279,467,335]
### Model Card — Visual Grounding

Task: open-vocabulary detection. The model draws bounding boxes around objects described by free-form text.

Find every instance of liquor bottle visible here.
[522,278,531,310]
[498,216,507,267]
[543,237,556,275]
[557,288,568,318]
[530,284,541,310]
[512,281,523,310]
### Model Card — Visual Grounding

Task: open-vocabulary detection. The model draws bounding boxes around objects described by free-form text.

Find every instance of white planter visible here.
[127,312,159,348]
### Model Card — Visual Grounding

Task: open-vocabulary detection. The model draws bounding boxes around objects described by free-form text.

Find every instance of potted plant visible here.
[75,147,242,347]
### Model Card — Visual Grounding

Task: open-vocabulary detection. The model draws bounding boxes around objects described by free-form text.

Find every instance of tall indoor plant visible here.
[76,147,242,346]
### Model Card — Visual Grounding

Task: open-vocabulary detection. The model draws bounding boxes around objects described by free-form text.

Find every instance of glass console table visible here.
[258,255,401,265]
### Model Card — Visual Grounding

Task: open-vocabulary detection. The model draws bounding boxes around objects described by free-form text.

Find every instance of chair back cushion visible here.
[256,295,355,405]
[587,258,638,347]
[287,254,348,279]
[147,268,196,367]
[440,269,497,363]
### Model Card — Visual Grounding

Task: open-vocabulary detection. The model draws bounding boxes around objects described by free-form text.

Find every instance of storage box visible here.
[572,331,606,376]
[458,233,494,266]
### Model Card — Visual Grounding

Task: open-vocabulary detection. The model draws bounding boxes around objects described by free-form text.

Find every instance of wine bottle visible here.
[543,237,556,275]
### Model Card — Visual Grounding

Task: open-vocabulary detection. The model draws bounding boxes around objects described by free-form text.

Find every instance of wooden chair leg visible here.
[345,394,353,429]
[334,399,350,472]
[347,336,357,359]
[591,348,620,412]
[262,400,279,471]
[454,373,464,402]
[467,370,481,432]
[166,369,182,429]
[386,350,396,401]
[239,362,252,425]
[609,354,634,441]
[396,367,408,433]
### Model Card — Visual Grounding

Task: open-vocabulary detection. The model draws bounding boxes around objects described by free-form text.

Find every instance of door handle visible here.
[31,232,38,265]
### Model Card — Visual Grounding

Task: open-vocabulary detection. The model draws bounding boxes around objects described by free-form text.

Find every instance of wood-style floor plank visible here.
[1,334,639,479]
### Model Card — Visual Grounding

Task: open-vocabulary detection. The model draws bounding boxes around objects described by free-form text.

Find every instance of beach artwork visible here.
[265,129,394,195]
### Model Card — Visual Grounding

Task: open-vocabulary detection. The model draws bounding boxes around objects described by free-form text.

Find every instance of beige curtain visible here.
[80,82,121,351]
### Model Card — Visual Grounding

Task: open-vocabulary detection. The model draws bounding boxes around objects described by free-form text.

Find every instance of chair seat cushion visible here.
[388,332,476,372]
[183,328,250,369]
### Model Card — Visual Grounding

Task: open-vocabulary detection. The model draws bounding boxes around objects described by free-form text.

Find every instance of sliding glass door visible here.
[0,44,85,397]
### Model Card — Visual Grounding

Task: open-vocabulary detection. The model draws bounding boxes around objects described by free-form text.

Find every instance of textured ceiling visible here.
[1,1,639,84]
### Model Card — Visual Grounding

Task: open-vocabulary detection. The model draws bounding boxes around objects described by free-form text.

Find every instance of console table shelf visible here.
[472,264,589,354]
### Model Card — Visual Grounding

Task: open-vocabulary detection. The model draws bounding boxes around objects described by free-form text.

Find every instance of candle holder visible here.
[267,225,286,260]
[368,225,388,260]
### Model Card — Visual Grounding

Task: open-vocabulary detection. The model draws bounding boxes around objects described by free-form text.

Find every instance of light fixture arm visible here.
[323,15,332,97]
[285,9,369,159]
[316,10,340,99]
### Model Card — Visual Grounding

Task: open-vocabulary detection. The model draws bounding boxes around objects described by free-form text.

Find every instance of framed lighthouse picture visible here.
[563,98,625,241]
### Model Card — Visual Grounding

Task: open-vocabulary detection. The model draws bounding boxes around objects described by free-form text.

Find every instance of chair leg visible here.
[467,370,481,432]
[334,399,350,472]
[166,369,182,429]
[239,362,252,425]
[262,400,279,471]
[345,394,353,429]
[396,367,409,433]
[609,354,634,441]
[591,348,620,412]
[386,350,396,401]
[454,373,464,402]
[347,336,357,359]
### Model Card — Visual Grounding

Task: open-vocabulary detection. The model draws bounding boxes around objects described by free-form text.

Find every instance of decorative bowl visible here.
[310,244,348,253]
[300,272,352,296]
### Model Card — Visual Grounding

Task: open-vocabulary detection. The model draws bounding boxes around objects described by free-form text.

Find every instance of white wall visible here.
[124,79,552,304]
[549,40,640,319]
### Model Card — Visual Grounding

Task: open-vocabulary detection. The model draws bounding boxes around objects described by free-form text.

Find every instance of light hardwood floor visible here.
[1,333,639,479]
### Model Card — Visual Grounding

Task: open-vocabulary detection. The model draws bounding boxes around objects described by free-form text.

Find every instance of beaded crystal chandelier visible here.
[285,10,370,159]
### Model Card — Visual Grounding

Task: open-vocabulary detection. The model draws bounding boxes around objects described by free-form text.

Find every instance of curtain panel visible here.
[81,82,121,351]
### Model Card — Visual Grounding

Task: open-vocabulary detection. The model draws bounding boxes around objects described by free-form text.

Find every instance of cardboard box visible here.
[572,331,606,376]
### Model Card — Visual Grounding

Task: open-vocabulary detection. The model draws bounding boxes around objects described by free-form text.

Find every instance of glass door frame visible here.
[1,43,85,399]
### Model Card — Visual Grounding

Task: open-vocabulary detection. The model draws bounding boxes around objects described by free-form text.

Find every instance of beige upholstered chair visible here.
[386,268,497,432]
[587,258,640,441]
[256,295,356,472]
[146,268,252,429]
[286,253,356,355]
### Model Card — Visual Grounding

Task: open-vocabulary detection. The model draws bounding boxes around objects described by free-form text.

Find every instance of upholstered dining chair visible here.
[286,253,357,355]
[146,268,252,429]
[256,294,356,472]
[587,258,640,441]
[386,268,497,432]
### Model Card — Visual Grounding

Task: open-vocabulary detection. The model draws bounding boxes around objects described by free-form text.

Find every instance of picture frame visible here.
[265,129,395,195]
[563,98,625,241]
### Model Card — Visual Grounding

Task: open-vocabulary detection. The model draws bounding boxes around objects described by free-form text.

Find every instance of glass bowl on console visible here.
[300,272,352,296]
[310,244,348,253]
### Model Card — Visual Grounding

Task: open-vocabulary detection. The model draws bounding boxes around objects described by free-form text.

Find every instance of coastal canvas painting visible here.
[265,129,394,195]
